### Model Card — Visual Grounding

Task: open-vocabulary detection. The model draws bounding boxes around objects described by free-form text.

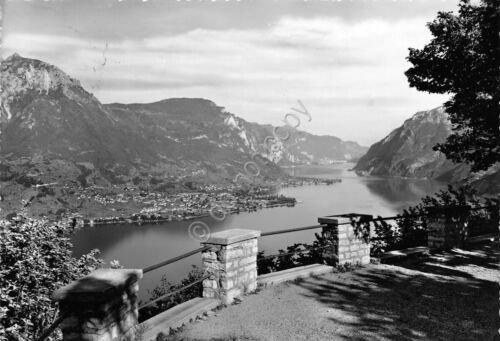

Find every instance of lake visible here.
[71,163,444,300]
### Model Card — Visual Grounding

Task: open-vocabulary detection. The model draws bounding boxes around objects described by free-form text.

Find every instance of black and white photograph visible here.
[0,0,499,340]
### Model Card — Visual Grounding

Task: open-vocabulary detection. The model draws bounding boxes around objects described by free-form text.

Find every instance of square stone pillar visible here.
[318,214,372,266]
[487,199,500,232]
[53,269,142,341]
[201,229,260,305]
[469,199,500,236]
[427,206,468,251]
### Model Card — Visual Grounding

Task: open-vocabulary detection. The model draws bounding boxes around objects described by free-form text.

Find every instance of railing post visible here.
[201,229,260,305]
[317,214,372,266]
[487,196,500,233]
[53,268,142,341]
[495,196,500,232]
[319,222,338,266]
[467,200,500,238]
[427,206,467,251]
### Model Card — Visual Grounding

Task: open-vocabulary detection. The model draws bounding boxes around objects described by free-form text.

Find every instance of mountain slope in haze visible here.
[353,107,469,180]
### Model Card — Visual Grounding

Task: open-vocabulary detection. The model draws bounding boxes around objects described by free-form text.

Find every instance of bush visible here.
[0,217,103,341]
[369,185,497,255]
[257,232,332,275]
[139,265,205,322]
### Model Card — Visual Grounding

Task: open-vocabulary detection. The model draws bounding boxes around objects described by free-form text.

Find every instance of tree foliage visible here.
[405,0,500,171]
[369,185,497,255]
[0,217,103,341]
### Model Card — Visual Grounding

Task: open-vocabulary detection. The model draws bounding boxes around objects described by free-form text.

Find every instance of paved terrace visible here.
[171,241,499,341]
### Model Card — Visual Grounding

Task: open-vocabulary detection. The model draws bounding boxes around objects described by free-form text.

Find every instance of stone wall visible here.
[427,207,466,250]
[428,204,500,250]
[468,203,500,237]
[201,229,260,305]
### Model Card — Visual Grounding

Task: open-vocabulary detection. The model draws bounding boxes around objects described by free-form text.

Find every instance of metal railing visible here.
[260,224,324,237]
[257,204,499,270]
[142,246,211,274]
[35,312,68,341]
[138,245,213,314]
[257,243,334,261]
[138,274,211,310]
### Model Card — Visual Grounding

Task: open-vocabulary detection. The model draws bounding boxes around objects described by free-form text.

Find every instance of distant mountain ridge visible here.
[354,106,499,195]
[0,54,365,192]
[353,107,463,179]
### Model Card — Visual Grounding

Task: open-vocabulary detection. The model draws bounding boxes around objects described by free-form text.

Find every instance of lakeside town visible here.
[62,176,342,226]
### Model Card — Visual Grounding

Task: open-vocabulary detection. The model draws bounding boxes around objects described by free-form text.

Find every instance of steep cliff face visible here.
[353,107,468,179]
[214,115,366,165]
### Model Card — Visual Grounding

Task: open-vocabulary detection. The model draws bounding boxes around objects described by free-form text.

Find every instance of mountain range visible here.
[0,54,367,216]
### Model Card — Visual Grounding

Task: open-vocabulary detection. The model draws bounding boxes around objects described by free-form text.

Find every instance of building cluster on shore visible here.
[65,176,341,226]
[75,186,296,226]
[281,177,341,187]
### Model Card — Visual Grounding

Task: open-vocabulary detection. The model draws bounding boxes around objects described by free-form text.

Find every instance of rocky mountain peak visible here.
[354,106,458,178]
[0,53,95,123]
[406,106,448,125]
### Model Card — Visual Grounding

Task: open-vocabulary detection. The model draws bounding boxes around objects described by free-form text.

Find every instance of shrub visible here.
[257,234,331,275]
[0,217,103,341]
[139,265,204,322]
[369,185,497,255]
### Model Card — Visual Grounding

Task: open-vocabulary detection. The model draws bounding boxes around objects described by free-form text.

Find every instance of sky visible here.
[2,0,460,146]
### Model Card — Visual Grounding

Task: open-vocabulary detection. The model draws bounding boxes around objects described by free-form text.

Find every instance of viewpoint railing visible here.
[137,245,212,317]
[38,202,499,341]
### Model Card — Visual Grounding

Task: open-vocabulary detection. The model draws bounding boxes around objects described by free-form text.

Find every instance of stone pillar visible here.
[201,229,260,305]
[480,198,500,234]
[491,198,500,232]
[427,206,467,251]
[53,269,142,341]
[317,214,372,266]
[319,222,338,266]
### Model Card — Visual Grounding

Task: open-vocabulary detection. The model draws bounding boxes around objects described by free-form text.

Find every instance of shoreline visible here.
[54,180,342,229]
[80,201,298,227]
[75,181,343,228]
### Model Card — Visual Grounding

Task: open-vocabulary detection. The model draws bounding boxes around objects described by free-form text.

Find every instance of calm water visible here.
[71,164,444,300]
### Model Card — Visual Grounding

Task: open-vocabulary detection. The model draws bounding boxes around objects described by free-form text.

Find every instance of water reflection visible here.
[362,177,445,212]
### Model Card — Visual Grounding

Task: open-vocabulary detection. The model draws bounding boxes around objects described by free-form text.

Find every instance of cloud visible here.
[2,16,448,145]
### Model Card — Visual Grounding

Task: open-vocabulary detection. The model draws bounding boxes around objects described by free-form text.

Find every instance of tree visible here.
[0,217,103,341]
[405,0,500,172]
